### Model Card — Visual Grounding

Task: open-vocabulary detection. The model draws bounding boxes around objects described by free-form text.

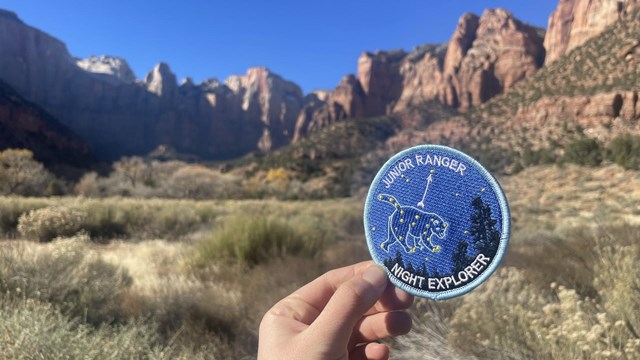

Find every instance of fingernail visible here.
[362,265,388,289]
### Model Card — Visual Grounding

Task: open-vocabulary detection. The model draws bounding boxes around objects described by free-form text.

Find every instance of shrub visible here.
[447,226,640,359]
[195,215,323,267]
[607,134,640,170]
[563,138,603,166]
[0,197,49,235]
[0,235,132,324]
[165,165,242,200]
[74,171,103,197]
[17,205,87,242]
[592,226,640,338]
[0,297,233,359]
[0,149,55,196]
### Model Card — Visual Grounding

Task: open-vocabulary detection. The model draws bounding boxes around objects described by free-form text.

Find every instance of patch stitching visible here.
[364,145,510,300]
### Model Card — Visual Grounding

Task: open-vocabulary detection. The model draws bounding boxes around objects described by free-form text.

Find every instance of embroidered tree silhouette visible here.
[470,196,501,258]
[384,251,405,271]
[451,239,473,273]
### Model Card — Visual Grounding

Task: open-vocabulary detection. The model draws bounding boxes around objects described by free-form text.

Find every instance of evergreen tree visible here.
[470,196,501,257]
[384,251,405,270]
[419,264,429,278]
[451,239,472,273]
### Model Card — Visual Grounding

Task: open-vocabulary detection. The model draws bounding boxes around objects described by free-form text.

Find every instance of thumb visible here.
[308,264,388,347]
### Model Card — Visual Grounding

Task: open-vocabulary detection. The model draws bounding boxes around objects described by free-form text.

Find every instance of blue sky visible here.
[1,1,558,93]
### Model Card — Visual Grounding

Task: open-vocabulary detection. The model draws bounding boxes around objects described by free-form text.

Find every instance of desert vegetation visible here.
[1,160,639,358]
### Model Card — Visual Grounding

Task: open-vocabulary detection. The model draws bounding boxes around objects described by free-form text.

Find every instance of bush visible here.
[0,149,56,196]
[0,297,233,359]
[607,134,640,170]
[195,215,323,267]
[0,235,131,324]
[17,205,87,242]
[165,165,242,199]
[445,226,640,359]
[563,138,603,166]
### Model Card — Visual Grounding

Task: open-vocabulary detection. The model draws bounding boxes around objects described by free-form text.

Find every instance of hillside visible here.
[482,8,640,115]
[0,79,93,168]
[0,7,547,162]
[235,7,640,195]
[374,7,640,174]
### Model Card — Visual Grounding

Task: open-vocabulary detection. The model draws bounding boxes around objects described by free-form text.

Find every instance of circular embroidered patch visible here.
[364,145,510,300]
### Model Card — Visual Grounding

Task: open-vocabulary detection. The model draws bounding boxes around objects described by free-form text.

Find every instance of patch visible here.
[364,145,510,300]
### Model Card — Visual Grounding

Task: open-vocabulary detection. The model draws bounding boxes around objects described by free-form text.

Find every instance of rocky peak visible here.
[199,78,220,91]
[0,10,74,103]
[76,55,136,83]
[331,74,366,119]
[308,90,331,103]
[444,13,479,76]
[0,9,21,23]
[144,62,177,97]
[357,50,407,115]
[545,0,640,64]
[220,67,305,152]
[448,8,545,109]
[180,77,194,87]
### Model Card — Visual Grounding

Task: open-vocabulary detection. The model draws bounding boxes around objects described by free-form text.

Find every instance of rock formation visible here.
[293,8,545,139]
[0,10,304,160]
[544,0,640,64]
[76,55,136,83]
[0,79,93,167]
[4,1,633,163]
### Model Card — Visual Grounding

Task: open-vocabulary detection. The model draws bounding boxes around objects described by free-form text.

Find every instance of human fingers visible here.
[291,261,414,320]
[264,261,373,328]
[290,261,374,321]
[365,283,414,316]
[350,342,390,360]
[307,264,388,347]
[350,310,412,347]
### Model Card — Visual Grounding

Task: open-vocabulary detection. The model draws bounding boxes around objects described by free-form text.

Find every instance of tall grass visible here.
[439,225,640,360]
[0,196,361,241]
[0,196,364,358]
[195,215,324,267]
[0,296,235,359]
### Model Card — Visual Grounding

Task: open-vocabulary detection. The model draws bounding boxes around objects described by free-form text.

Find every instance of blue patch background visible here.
[364,145,510,300]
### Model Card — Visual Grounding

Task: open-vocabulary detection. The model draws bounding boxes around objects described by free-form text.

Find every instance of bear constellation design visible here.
[378,194,448,254]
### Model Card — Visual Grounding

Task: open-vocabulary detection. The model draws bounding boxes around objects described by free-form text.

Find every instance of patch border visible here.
[364,144,510,300]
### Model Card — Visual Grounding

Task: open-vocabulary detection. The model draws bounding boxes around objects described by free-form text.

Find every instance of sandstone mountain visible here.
[1,1,637,165]
[0,79,93,167]
[544,0,640,64]
[378,6,640,171]
[76,55,137,84]
[0,9,303,160]
[293,9,546,140]
[248,6,640,197]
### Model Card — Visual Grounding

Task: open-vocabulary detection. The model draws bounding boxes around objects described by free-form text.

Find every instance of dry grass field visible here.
[0,164,639,359]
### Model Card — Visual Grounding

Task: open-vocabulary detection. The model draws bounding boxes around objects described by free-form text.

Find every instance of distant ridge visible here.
[0,79,94,167]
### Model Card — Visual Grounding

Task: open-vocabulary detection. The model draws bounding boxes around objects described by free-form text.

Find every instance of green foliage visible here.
[240,116,398,198]
[563,138,603,166]
[195,215,324,267]
[607,134,640,170]
[521,146,557,167]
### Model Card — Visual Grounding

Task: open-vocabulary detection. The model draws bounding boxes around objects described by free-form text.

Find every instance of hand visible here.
[258,261,414,360]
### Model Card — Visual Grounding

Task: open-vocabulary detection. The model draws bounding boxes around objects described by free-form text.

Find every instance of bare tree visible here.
[0,149,54,196]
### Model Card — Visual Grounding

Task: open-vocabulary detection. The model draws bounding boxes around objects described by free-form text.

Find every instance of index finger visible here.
[291,261,413,319]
